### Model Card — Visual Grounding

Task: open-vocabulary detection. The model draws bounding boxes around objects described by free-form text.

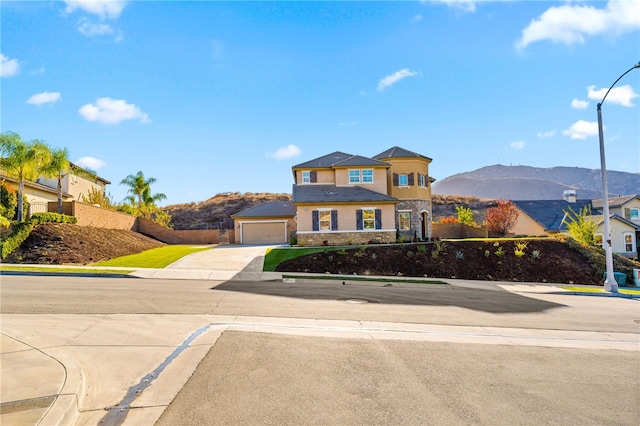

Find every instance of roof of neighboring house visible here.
[372,146,432,162]
[1,174,73,198]
[293,151,355,169]
[293,184,398,204]
[513,199,593,232]
[590,214,640,230]
[69,162,111,185]
[232,201,297,218]
[591,194,639,209]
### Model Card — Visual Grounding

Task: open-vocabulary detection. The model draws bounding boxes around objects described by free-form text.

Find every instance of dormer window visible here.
[302,171,310,183]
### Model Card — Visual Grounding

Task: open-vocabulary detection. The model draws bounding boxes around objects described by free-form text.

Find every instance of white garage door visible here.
[242,222,287,244]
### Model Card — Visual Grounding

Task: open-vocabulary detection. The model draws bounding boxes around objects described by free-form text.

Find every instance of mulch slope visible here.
[276,240,611,285]
[3,223,164,265]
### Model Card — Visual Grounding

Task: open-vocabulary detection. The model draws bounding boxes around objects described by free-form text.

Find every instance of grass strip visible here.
[0,265,134,275]
[282,274,448,285]
[95,245,212,268]
[561,286,640,295]
[263,247,347,271]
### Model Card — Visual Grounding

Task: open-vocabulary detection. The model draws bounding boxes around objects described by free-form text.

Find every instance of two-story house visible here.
[292,146,435,246]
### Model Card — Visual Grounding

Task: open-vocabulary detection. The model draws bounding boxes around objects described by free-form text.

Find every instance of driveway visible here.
[131,244,281,281]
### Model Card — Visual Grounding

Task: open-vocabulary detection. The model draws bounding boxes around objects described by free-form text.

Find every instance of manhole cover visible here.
[634,320,640,324]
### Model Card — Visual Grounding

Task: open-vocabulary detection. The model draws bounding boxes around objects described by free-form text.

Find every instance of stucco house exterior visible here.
[36,162,111,202]
[292,146,435,246]
[513,194,640,258]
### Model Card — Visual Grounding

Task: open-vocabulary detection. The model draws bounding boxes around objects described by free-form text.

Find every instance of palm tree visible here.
[120,171,165,209]
[0,131,49,221]
[39,146,70,214]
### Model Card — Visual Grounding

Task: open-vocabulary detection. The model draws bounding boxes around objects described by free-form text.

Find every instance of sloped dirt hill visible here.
[276,240,626,285]
[3,223,164,265]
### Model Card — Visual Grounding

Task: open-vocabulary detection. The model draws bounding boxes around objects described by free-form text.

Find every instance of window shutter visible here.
[624,208,631,219]
[331,210,338,230]
[310,171,317,183]
[356,209,363,230]
[408,172,415,186]
[393,173,399,186]
[375,209,382,229]
[312,211,319,231]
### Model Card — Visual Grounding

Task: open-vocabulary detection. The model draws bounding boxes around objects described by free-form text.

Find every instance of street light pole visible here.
[596,61,640,292]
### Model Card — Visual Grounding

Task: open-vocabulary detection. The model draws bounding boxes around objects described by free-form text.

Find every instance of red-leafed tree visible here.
[486,199,519,237]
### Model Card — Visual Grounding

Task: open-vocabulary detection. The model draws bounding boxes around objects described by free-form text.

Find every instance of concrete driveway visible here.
[131,244,282,281]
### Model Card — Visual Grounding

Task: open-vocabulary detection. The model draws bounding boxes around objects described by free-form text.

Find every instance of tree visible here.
[81,186,113,208]
[0,132,49,221]
[563,205,598,246]
[120,171,166,209]
[486,199,519,237]
[39,146,70,214]
[456,206,476,226]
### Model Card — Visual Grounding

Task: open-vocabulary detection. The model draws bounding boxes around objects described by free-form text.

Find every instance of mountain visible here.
[432,165,640,201]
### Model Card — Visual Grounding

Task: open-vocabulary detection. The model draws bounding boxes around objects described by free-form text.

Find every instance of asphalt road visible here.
[2,274,639,425]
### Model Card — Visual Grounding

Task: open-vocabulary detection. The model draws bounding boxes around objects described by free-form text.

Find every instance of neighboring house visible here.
[36,162,111,202]
[513,193,640,258]
[291,146,434,246]
[232,201,297,244]
[1,175,73,213]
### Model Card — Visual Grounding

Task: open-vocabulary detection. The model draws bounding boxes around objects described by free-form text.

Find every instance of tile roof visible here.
[232,201,297,218]
[292,184,397,204]
[372,146,432,161]
[513,199,593,232]
[292,151,354,169]
[591,194,639,209]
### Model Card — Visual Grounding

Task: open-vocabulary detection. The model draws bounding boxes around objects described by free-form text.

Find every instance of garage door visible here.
[241,222,287,244]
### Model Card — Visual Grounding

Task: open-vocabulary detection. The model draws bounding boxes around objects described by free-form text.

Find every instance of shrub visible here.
[486,200,519,237]
[29,212,77,225]
[0,213,77,259]
[455,250,465,260]
[456,206,476,226]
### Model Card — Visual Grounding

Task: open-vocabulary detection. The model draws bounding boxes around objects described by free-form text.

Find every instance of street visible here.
[1,274,639,425]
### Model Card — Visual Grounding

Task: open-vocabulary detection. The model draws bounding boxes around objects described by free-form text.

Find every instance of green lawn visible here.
[562,286,640,295]
[263,246,347,271]
[0,265,134,275]
[95,245,211,268]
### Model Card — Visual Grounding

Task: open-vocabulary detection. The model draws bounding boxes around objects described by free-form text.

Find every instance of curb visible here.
[38,350,84,426]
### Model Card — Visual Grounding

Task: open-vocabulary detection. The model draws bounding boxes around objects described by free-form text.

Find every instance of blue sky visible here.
[2,0,639,206]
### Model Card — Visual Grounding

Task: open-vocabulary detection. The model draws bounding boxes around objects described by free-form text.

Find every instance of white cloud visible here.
[587,84,638,107]
[78,97,150,125]
[571,99,589,109]
[267,145,301,160]
[78,19,114,36]
[75,156,106,170]
[27,91,61,106]
[0,53,20,77]
[64,0,127,20]
[413,14,423,22]
[562,120,600,140]
[510,141,525,150]
[30,66,46,75]
[537,130,556,138]
[516,0,640,50]
[424,0,482,13]
[377,68,419,92]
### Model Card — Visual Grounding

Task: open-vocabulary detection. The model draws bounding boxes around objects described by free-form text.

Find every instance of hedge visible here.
[0,213,77,259]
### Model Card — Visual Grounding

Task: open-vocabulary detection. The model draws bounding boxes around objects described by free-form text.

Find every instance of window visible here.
[418,174,425,187]
[363,208,375,229]
[624,232,634,252]
[398,174,408,186]
[594,234,603,247]
[399,212,411,231]
[348,169,373,184]
[319,211,332,230]
[302,171,311,183]
[630,208,639,221]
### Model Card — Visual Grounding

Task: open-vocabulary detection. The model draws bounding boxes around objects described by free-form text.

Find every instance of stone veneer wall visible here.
[50,201,138,230]
[297,231,396,246]
[396,199,432,240]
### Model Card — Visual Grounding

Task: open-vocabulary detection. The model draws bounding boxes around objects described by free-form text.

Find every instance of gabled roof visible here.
[332,155,389,168]
[591,194,639,209]
[232,201,297,218]
[372,146,432,162]
[293,184,397,204]
[590,214,640,230]
[292,151,354,169]
[69,162,111,185]
[513,199,592,232]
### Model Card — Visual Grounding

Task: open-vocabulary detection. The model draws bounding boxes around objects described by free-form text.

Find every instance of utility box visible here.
[604,272,628,287]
